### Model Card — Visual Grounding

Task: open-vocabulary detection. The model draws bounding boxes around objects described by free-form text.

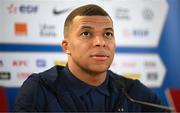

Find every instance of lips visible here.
[90,53,109,61]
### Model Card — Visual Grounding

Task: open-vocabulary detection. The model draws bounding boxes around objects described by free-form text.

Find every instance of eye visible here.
[81,32,91,38]
[104,32,113,38]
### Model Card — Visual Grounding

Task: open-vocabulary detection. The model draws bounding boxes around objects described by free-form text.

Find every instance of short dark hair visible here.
[64,4,111,37]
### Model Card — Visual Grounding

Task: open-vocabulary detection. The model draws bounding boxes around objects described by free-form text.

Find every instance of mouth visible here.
[90,54,109,61]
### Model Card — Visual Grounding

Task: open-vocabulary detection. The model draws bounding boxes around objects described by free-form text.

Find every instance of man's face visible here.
[63,16,116,75]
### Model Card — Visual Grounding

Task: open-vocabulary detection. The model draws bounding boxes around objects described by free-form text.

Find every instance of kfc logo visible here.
[12,60,28,67]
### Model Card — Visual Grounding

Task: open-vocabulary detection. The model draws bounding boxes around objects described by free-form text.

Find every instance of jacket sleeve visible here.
[13,74,43,112]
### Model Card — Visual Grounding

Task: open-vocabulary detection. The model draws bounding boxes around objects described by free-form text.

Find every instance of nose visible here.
[93,36,106,47]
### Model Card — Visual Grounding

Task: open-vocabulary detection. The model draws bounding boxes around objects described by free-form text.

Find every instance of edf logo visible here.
[7,4,38,14]
[19,5,38,14]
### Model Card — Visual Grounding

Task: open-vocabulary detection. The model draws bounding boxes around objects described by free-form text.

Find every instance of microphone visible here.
[115,80,174,112]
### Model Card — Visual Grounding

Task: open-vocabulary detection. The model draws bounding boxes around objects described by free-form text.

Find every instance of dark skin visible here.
[62,16,116,86]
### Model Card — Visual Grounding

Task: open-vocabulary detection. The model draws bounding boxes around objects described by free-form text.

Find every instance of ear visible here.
[61,39,71,55]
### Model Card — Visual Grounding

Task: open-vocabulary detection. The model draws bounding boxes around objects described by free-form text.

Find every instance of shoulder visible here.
[14,65,66,111]
[17,65,67,95]
[24,65,65,84]
[17,65,66,99]
[108,70,139,90]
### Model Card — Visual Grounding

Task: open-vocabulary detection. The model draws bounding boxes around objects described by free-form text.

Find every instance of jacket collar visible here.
[40,65,119,96]
[63,66,110,97]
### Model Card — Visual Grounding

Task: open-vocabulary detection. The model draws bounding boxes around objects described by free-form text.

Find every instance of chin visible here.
[89,65,109,73]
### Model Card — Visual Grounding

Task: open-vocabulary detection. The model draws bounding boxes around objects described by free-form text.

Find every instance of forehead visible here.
[72,16,113,29]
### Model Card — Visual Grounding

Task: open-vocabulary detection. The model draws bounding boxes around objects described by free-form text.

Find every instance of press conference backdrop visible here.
[0,0,180,111]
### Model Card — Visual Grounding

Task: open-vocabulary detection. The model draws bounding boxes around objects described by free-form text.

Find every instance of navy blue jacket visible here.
[14,65,166,112]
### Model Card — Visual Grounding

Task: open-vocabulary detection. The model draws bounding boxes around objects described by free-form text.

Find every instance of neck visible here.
[67,63,107,86]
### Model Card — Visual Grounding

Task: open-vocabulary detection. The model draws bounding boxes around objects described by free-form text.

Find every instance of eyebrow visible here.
[80,26,94,30]
[104,28,114,32]
[80,26,114,32]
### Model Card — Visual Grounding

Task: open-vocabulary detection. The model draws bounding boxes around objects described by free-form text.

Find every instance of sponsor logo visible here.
[0,72,11,80]
[54,60,66,66]
[36,59,46,67]
[7,4,17,14]
[19,5,38,14]
[12,60,28,67]
[123,73,141,80]
[121,62,137,67]
[133,29,149,37]
[111,61,136,68]
[39,24,57,37]
[0,60,3,67]
[14,23,28,36]
[52,8,71,15]
[147,72,158,81]
[122,29,149,38]
[142,8,154,21]
[7,4,38,14]
[115,8,130,20]
[17,72,31,79]
[122,29,131,37]
[144,61,157,68]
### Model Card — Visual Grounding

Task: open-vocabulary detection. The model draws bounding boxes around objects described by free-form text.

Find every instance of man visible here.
[14,4,167,112]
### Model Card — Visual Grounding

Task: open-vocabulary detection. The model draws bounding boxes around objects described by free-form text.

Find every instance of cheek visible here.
[70,42,87,54]
[68,40,78,51]
[109,43,116,52]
